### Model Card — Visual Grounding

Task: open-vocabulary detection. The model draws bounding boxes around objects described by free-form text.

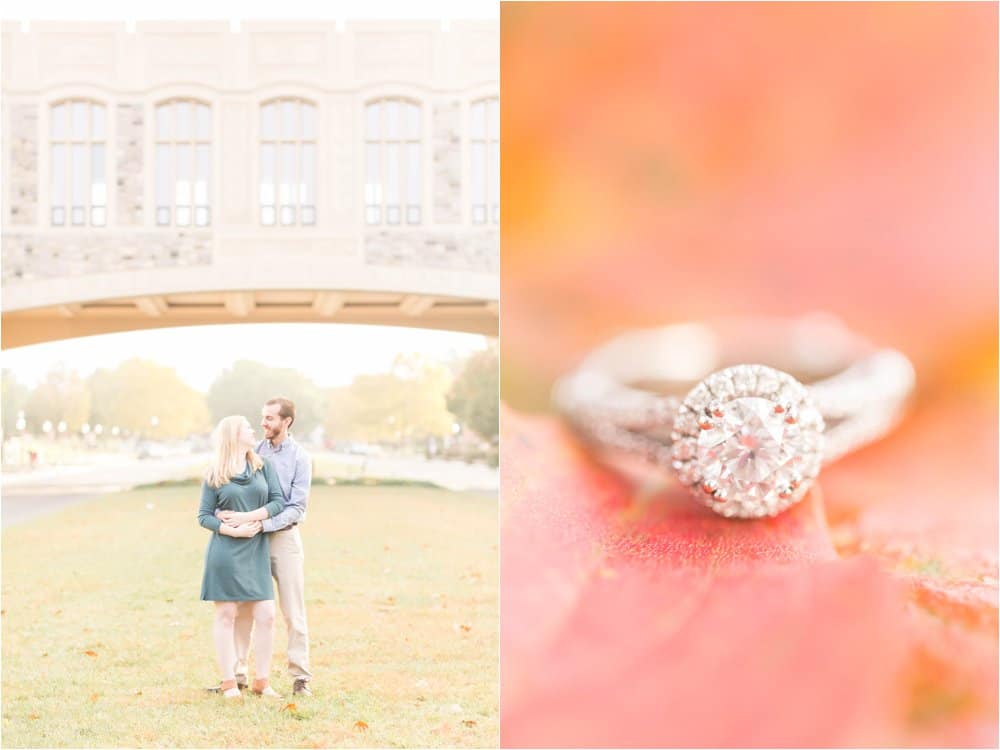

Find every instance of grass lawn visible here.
[1,485,498,748]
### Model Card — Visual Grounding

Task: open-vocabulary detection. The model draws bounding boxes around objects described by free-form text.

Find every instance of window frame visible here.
[257,96,318,228]
[48,98,109,228]
[153,97,213,228]
[364,96,424,227]
[469,96,499,226]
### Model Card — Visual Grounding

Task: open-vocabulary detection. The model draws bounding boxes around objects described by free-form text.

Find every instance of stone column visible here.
[432,98,461,224]
[116,102,144,225]
[8,102,38,226]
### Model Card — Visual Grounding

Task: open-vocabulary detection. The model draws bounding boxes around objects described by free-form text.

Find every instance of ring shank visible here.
[554,314,915,468]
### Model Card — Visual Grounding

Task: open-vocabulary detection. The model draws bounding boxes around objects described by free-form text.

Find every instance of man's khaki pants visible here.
[234,526,312,682]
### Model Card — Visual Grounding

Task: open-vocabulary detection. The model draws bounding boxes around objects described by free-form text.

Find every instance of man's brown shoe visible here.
[293,679,312,697]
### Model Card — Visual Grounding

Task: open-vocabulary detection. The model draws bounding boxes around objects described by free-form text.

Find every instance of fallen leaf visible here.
[89,693,99,702]
[83,650,97,657]
[460,624,472,632]
[499,407,999,747]
[28,713,39,721]
[280,703,297,712]
[353,720,369,732]
[132,689,142,696]
[463,719,478,727]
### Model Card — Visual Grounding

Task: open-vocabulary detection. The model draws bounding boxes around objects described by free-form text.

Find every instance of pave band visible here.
[553,314,915,518]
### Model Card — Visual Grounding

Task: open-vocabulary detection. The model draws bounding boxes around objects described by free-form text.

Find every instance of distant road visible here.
[2,451,497,527]
[314,451,498,493]
[1,453,211,528]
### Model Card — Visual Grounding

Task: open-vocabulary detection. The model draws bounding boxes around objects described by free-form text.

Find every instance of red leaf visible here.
[500,407,998,747]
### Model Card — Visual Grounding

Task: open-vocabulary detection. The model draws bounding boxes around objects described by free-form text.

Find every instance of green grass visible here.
[1,485,498,748]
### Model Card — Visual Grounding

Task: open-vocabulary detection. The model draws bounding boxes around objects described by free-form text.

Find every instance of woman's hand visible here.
[220,521,263,538]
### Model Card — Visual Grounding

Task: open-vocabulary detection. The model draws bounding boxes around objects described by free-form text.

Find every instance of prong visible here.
[777,484,793,498]
[784,407,798,424]
[773,400,793,415]
[788,473,803,490]
[701,480,719,497]
[707,400,725,418]
[698,418,714,430]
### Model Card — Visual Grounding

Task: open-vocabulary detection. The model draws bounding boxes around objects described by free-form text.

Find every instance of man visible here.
[216,396,313,697]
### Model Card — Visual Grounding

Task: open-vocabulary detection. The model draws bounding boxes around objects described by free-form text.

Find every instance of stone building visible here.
[1,20,499,346]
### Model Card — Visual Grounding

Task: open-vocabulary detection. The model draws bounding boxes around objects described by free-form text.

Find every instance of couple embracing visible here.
[197,397,314,699]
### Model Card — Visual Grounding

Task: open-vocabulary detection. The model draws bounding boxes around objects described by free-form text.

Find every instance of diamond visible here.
[672,410,699,437]
[731,366,757,396]
[695,396,814,507]
[672,438,695,461]
[676,462,700,486]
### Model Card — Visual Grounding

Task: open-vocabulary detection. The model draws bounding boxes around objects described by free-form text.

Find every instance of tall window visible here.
[470,97,499,225]
[50,100,107,227]
[259,98,317,226]
[365,98,422,225]
[155,99,212,227]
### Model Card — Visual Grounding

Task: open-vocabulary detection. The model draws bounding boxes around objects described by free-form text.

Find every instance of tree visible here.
[1,370,30,436]
[324,354,456,444]
[86,359,209,438]
[207,361,326,436]
[23,365,91,434]
[447,344,499,441]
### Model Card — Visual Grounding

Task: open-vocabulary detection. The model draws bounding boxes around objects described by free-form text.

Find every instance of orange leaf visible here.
[353,720,369,732]
[89,693,99,702]
[280,703,297,712]
[463,719,478,727]
[460,624,472,632]
[28,713,39,721]
[83,650,97,657]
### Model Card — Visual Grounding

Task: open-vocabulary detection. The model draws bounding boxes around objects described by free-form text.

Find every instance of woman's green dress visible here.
[198,459,285,601]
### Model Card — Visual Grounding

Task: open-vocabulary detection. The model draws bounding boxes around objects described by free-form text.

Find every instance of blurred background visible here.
[1,325,498,523]
[501,2,996,412]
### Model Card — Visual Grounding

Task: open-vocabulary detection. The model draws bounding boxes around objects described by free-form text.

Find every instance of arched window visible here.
[50,99,107,227]
[259,98,317,226]
[470,97,499,225]
[155,99,212,227]
[365,98,422,225]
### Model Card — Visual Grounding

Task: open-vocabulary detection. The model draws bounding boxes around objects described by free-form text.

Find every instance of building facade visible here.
[1,20,499,345]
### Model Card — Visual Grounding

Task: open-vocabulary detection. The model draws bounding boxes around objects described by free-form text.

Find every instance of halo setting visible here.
[670,365,825,518]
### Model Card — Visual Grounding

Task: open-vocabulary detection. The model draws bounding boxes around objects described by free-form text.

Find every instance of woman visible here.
[198,415,285,699]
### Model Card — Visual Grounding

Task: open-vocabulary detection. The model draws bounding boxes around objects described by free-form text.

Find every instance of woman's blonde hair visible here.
[205,415,264,488]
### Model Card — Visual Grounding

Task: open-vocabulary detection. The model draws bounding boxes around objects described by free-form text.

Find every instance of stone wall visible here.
[116,102,144,225]
[432,99,462,224]
[364,229,497,273]
[7,102,38,226]
[1,231,212,282]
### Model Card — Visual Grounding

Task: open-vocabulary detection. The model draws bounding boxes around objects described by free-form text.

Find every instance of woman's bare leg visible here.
[213,601,239,682]
[250,599,276,688]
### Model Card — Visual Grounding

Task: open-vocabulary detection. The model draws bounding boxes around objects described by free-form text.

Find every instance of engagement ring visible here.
[553,314,915,518]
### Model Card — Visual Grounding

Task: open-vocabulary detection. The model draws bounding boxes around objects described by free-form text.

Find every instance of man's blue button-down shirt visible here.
[256,434,311,533]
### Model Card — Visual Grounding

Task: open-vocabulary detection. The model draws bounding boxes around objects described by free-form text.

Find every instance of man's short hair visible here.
[266,396,296,427]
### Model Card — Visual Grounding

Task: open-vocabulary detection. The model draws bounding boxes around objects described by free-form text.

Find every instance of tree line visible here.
[1,343,499,444]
